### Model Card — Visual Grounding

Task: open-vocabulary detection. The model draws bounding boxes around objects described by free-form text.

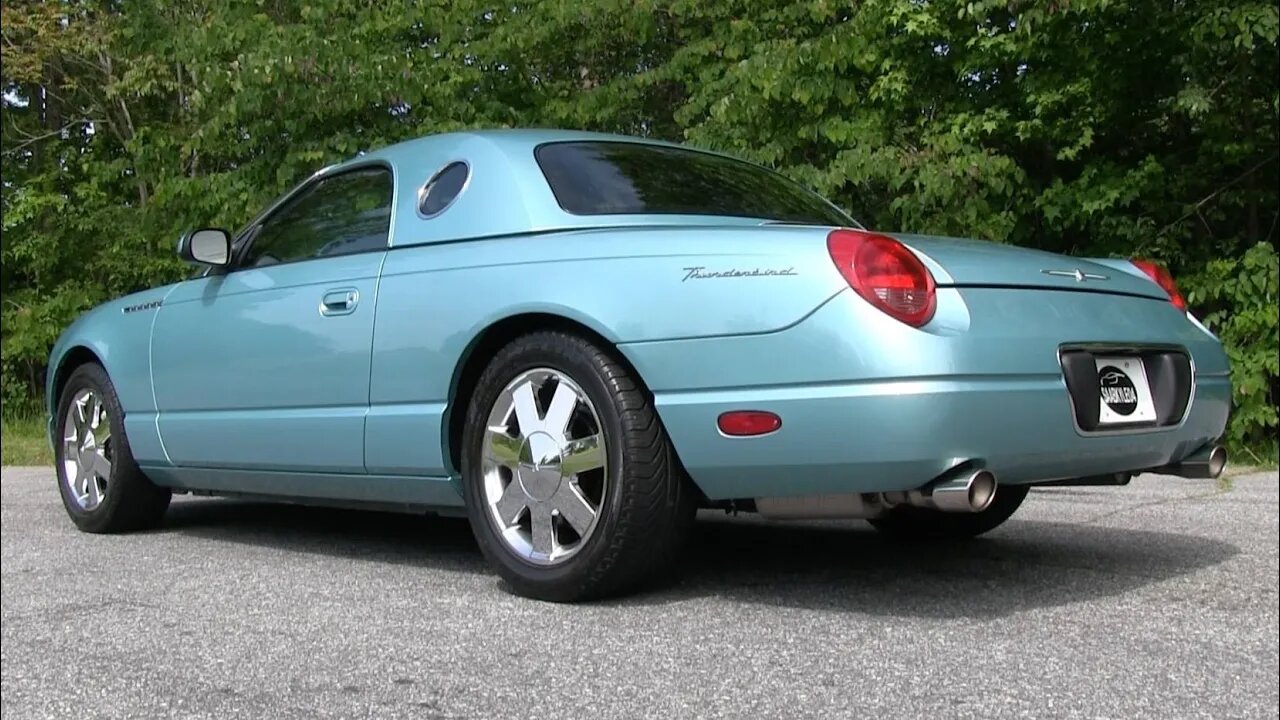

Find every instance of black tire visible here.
[54,363,171,533]
[867,484,1030,541]
[461,331,696,602]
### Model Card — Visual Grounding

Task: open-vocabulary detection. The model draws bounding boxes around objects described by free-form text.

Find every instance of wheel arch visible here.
[50,345,106,411]
[443,312,650,477]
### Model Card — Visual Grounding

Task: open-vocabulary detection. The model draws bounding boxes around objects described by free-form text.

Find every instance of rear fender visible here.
[367,224,847,477]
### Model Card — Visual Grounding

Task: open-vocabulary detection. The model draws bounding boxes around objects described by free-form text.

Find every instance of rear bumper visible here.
[651,373,1229,500]
[622,287,1232,501]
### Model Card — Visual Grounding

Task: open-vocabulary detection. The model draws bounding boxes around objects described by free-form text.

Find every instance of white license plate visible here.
[1095,356,1157,425]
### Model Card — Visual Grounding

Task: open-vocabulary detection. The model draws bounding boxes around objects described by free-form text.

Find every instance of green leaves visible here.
[1183,243,1280,452]
[1,0,1277,455]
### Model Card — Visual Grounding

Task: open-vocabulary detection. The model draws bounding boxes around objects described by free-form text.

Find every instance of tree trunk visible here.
[1243,114,1259,244]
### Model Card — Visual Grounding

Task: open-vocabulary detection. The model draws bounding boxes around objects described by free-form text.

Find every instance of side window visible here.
[241,167,393,268]
[418,161,469,217]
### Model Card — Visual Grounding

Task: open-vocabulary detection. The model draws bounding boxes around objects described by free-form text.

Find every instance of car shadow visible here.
[161,498,483,574]
[630,513,1240,617]
[160,498,1239,619]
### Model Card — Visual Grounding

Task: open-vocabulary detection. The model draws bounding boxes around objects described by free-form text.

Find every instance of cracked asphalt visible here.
[2,466,1277,719]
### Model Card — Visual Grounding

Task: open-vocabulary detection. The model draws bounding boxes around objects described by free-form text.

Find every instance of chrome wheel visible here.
[481,368,608,566]
[61,388,113,511]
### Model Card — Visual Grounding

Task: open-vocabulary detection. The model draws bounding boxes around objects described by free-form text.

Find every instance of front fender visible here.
[45,285,178,460]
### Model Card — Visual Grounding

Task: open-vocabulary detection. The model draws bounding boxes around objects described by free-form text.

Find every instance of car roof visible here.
[352,128,686,166]
[294,129,844,248]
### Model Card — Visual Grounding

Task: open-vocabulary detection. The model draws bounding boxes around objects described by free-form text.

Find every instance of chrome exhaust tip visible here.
[882,466,999,514]
[928,468,998,513]
[1156,445,1228,479]
[1204,445,1228,478]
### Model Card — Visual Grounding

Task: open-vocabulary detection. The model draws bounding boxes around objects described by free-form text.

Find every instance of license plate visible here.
[1095,356,1157,425]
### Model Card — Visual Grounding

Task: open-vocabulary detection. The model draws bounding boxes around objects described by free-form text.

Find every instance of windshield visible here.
[534,141,854,227]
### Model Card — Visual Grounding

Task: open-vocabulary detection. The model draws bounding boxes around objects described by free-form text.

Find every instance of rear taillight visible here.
[827,229,937,327]
[1130,259,1187,312]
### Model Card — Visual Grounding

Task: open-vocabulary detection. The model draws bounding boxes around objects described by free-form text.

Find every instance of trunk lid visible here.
[890,233,1167,301]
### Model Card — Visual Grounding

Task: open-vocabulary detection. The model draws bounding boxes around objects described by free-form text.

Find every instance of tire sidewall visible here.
[461,336,630,592]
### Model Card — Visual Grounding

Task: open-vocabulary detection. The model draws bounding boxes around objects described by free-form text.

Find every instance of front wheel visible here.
[54,363,171,533]
[461,331,695,602]
[868,484,1030,541]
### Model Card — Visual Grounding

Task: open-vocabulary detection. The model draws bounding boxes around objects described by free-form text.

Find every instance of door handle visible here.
[319,288,359,316]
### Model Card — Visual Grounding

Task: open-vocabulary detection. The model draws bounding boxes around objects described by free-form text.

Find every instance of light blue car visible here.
[47,130,1230,600]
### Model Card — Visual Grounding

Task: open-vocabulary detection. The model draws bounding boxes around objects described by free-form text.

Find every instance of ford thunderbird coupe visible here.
[47,129,1230,601]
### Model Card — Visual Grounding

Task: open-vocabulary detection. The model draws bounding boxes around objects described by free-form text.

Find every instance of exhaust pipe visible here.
[753,493,887,520]
[1153,445,1227,479]
[925,468,998,512]
[756,465,999,520]
[884,467,998,514]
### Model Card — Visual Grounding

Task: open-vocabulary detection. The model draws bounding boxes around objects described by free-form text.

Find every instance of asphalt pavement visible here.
[2,466,1277,719]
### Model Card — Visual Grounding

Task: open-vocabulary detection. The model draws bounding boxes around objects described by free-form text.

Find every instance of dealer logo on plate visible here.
[1098,366,1139,416]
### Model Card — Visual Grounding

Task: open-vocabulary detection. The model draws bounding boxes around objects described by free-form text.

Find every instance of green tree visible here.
[3,0,1276,454]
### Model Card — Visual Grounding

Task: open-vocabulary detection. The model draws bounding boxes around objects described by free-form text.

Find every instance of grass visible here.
[1219,447,1279,491]
[1,415,52,466]
[1226,442,1279,471]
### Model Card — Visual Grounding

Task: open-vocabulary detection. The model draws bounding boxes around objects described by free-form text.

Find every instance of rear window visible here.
[534,141,852,226]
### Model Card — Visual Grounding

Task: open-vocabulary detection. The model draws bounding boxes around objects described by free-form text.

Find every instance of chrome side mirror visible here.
[178,228,231,266]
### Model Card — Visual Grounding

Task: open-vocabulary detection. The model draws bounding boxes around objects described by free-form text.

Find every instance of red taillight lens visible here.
[1130,259,1187,312]
[827,229,937,327]
[717,411,782,437]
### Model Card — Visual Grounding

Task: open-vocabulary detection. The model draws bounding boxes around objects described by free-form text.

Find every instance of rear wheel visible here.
[461,331,695,601]
[55,364,171,533]
[868,484,1030,541]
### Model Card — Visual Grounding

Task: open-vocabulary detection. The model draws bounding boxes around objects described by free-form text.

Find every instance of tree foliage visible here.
[2,0,1277,451]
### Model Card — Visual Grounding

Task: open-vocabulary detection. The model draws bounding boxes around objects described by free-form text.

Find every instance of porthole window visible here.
[417,161,469,217]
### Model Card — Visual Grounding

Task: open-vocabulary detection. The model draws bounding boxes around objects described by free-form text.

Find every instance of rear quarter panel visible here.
[364,225,843,476]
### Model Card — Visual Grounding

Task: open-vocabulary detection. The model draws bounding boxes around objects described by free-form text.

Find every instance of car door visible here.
[151,164,393,473]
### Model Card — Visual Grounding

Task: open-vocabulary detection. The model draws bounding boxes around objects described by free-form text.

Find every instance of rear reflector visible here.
[827,229,937,327]
[717,411,782,437]
[1130,259,1187,312]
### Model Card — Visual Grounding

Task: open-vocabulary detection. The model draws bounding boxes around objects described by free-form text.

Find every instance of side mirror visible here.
[178,228,231,266]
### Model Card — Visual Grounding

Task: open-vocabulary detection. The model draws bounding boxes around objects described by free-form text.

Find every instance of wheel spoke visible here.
[480,367,609,567]
[88,395,103,430]
[92,451,112,481]
[542,380,578,437]
[554,484,596,536]
[511,380,541,435]
[529,505,555,556]
[484,427,522,467]
[493,479,528,526]
[73,396,88,431]
[561,433,604,476]
[86,475,102,506]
